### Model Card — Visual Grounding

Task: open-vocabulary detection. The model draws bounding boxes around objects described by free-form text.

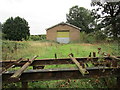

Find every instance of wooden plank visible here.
[1,58,23,73]
[10,56,38,79]
[110,56,120,61]
[69,54,89,76]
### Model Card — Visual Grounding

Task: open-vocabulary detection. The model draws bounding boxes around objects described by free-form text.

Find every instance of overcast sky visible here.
[0,0,92,35]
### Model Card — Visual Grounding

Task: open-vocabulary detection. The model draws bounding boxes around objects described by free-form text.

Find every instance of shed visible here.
[46,22,81,43]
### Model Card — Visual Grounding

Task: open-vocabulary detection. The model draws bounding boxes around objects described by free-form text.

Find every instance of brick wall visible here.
[46,24,80,41]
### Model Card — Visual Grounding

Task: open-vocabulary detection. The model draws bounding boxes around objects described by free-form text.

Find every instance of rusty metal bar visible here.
[1,58,23,73]
[33,66,45,69]
[2,56,118,67]
[2,67,120,83]
[10,56,38,79]
[69,54,89,76]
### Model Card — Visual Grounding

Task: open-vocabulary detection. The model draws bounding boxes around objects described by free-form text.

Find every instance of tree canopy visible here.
[91,1,120,40]
[0,22,1,28]
[0,22,2,40]
[66,6,96,33]
[2,16,30,41]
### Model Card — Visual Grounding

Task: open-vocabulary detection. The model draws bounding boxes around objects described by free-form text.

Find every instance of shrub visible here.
[29,35,46,41]
[79,31,107,43]
[86,34,96,43]
[79,32,88,43]
[94,31,107,41]
[2,40,28,60]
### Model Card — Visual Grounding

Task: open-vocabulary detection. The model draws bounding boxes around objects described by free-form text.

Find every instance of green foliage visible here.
[80,31,107,43]
[2,77,117,88]
[2,41,119,88]
[2,16,30,41]
[2,41,119,60]
[3,82,21,88]
[29,35,40,41]
[39,34,46,40]
[66,6,96,33]
[1,33,7,40]
[0,22,2,40]
[29,35,46,41]
[2,40,28,60]
[87,31,107,43]
[0,22,1,27]
[94,31,107,41]
[79,32,88,43]
[85,34,96,43]
[91,2,120,40]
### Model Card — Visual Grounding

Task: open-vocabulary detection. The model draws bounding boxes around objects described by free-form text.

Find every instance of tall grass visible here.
[2,77,117,88]
[2,41,119,88]
[2,40,119,60]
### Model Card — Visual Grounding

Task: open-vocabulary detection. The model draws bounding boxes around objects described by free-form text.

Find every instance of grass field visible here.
[2,40,120,88]
[2,40,119,60]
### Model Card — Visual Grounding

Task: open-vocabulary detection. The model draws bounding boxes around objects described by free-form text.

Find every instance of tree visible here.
[66,6,96,33]
[0,22,1,30]
[0,22,2,33]
[91,1,120,40]
[0,22,2,40]
[2,16,30,41]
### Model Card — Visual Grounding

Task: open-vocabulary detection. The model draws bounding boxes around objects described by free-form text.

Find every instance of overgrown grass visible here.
[3,77,117,88]
[2,40,119,88]
[2,40,119,60]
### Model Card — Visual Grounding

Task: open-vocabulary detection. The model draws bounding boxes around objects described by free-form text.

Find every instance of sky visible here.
[0,0,92,35]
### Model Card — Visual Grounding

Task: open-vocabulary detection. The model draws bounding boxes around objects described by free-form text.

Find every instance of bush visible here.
[86,34,96,43]
[79,31,107,43]
[2,40,28,60]
[79,32,96,43]
[79,32,88,43]
[94,31,107,41]
[29,35,46,41]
